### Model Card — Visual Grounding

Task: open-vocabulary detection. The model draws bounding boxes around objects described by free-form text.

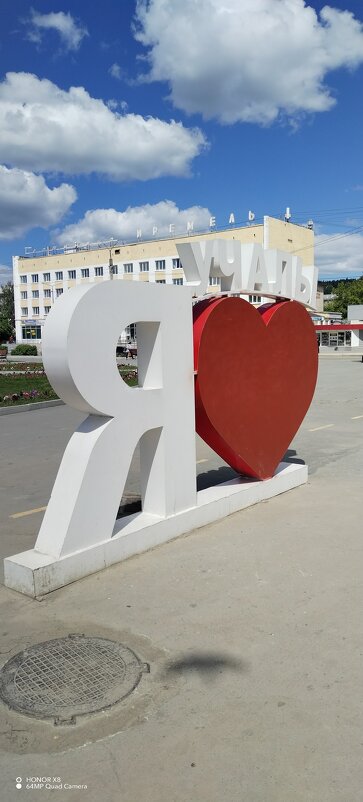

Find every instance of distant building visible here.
[12,215,315,344]
[315,286,324,312]
[323,293,337,306]
[314,303,363,349]
[347,305,363,322]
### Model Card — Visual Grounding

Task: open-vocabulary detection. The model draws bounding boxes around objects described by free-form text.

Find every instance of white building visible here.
[13,215,315,344]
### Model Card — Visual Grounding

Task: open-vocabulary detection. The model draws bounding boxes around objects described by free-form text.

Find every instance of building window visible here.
[68,270,76,279]
[44,306,51,314]
[20,275,27,284]
[21,307,28,316]
[32,290,39,298]
[172,258,181,269]
[173,278,183,285]
[139,261,149,272]
[155,259,165,270]
[43,273,51,282]
[55,271,63,281]
[248,294,261,303]
[209,277,221,286]
[32,306,40,315]
[44,289,52,298]
[126,323,137,340]
[124,263,133,273]
[111,264,118,275]
[22,325,41,340]
[156,279,166,284]
[20,291,27,299]
[95,267,104,276]
[31,274,39,283]
[56,288,63,297]
[81,268,89,278]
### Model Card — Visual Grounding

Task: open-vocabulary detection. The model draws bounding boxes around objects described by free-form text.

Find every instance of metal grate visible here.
[0,635,148,721]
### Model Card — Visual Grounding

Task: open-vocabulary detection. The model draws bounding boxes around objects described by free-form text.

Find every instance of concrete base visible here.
[4,461,307,597]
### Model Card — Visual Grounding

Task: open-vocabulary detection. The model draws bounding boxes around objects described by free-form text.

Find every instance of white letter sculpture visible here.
[37,282,197,558]
[5,264,309,597]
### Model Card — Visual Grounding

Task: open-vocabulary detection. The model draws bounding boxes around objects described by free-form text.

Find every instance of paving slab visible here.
[0,358,362,802]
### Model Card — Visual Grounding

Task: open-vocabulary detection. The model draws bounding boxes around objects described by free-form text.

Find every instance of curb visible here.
[319,353,363,358]
[0,399,64,416]
[4,356,42,363]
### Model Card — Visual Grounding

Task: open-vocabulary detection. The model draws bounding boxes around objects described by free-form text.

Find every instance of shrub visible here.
[0,344,8,354]
[12,344,38,356]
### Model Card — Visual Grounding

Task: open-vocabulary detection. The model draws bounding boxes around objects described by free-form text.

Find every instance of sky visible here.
[0,0,363,284]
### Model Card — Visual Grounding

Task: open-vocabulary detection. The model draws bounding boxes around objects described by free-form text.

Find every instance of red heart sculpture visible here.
[193,297,318,480]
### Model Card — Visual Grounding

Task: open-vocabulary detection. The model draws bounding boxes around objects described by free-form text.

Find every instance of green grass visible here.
[0,374,57,405]
[0,364,138,406]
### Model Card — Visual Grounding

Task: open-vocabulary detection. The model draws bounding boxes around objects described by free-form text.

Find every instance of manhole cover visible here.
[0,635,149,722]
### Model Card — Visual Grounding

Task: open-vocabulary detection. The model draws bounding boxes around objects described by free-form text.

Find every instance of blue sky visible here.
[0,0,363,283]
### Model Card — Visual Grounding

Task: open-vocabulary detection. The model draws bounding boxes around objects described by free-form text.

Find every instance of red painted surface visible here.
[193,297,318,480]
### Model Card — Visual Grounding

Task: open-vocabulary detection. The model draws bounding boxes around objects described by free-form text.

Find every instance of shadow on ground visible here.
[197,451,305,491]
[164,652,247,682]
[197,465,239,491]
[282,448,306,467]
[116,451,305,517]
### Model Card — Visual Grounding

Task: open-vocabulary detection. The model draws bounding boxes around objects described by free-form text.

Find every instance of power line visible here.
[273,205,363,218]
[292,224,363,254]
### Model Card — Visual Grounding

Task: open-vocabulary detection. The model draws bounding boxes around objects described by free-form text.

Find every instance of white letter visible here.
[209,216,216,228]
[211,239,242,292]
[228,213,235,225]
[35,282,196,559]
[264,250,293,297]
[299,264,318,306]
[169,223,175,235]
[136,229,142,239]
[152,226,158,236]
[245,245,270,294]
[177,240,215,296]
[187,220,194,232]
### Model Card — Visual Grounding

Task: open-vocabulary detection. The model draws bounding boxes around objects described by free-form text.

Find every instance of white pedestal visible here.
[4,462,307,598]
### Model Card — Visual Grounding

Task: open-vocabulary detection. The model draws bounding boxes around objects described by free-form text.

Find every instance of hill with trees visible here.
[322,276,363,319]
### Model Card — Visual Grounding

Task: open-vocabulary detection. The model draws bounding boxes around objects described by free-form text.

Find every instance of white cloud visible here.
[0,165,76,240]
[109,63,123,80]
[0,73,206,180]
[55,200,212,245]
[27,9,88,51]
[0,265,12,286]
[134,0,363,125]
[315,232,363,278]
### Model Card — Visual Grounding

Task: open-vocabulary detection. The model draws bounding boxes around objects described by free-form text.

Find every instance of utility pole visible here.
[108,249,115,280]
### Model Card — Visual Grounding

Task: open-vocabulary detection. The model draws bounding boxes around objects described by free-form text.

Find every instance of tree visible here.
[0,282,15,342]
[324,277,363,319]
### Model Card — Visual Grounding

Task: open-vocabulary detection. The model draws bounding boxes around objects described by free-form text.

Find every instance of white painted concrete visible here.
[4,278,312,597]
[33,281,197,561]
[4,462,307,597]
